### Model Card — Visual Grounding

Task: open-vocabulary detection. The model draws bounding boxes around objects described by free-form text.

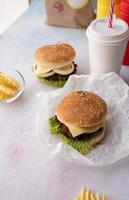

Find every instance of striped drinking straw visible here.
[108,0,114,28]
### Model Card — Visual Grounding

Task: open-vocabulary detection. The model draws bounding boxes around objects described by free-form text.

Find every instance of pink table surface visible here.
[1,1,129,199]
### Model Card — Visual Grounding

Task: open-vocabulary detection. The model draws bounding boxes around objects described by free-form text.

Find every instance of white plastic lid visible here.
[86,17,129,43]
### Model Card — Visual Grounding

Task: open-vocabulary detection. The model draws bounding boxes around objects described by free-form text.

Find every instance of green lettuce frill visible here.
[49,116,93,155]
[38,77,66,87]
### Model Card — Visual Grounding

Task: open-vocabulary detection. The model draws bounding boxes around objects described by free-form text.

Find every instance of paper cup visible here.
[86,18,129,74]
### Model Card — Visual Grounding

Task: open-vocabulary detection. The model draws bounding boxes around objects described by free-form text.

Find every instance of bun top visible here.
[34,43,76,68]
[56,91,107,127]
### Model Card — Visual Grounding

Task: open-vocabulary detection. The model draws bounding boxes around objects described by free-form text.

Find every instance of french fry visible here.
[86,189,91,200]
[0,84,16,97]
[76,188,108,200]
[80,188,87,200]
[76,195,81,200]
[90,191,95,200]
[0,72,20,90]
[102,194,107,200]
[0,91,10,100]
[95,193,101,200]
[79,188,92,200]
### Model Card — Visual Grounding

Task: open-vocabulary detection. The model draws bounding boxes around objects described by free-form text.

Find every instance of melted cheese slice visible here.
[65,122,104,138]
[56,114,105,138]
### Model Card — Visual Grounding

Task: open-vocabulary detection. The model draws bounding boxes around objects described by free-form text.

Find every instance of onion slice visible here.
[37,70,55,78]
[34,65,55,77]
[53,63,74,75]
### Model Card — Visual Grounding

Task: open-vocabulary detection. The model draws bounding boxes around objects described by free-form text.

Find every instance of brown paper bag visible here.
[44,0,94,29]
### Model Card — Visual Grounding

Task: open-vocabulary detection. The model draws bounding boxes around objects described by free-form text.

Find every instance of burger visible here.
[33,43,77,87]
[49,91,107,155]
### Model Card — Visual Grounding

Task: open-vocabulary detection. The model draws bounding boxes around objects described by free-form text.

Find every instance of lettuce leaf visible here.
[60,134,92,155]
[38,77,66,87]
[49,116,92,155]
[49,117,61,135]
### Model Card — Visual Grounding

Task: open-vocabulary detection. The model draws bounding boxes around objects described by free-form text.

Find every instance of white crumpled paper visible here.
[37,72,129,166]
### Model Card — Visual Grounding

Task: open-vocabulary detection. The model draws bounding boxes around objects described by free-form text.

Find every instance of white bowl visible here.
[0,69,25,103]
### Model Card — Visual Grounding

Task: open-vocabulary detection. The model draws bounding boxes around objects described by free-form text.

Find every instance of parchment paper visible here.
[37,73,129,166]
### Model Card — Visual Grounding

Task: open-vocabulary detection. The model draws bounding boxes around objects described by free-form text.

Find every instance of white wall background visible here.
[0,0,29,34]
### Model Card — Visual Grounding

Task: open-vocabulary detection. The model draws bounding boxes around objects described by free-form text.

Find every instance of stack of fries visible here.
[0,72,20,100]
[76,188,107,200]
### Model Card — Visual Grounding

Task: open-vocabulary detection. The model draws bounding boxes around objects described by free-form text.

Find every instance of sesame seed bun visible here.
[56,91,107,127]
[34,43,76,69]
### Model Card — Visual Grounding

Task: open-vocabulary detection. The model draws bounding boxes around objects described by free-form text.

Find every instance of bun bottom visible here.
[89,126,105,146]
